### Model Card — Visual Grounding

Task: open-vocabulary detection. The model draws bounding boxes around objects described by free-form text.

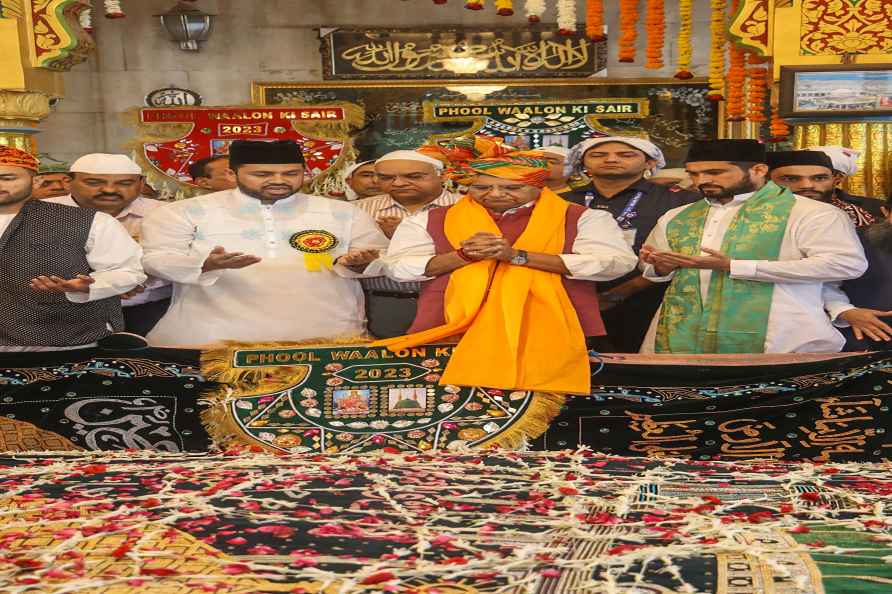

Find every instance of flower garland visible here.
[707,0,727,100]
[644,0,664,69]
[618,0,639,62]
[585,0,606,41]
[725,44,747,120]
[104,0,124,18]
[495,0,514,15]
[675,0,693,78]
[465,0,484,9]
[556,0,577,35]
[525,0,546,22]
[746,52,769,123]
[769,106,791,142]
[79,2,93,34]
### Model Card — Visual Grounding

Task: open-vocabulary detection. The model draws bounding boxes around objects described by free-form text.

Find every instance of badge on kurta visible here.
[290,230,339,271]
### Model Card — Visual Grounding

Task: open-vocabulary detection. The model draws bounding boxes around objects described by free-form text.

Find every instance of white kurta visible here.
[385,203,638,282]
[46,194,172,306]
[639,191,868,354]
[140,189,388,346]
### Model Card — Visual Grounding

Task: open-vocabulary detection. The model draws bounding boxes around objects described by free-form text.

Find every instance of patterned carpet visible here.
[1,450,891,593]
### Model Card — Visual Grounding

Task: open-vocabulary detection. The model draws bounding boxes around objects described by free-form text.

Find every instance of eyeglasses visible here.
[467,184,529,196]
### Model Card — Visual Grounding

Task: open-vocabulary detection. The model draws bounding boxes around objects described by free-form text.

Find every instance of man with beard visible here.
[354,150,459,338]
[639,139,867,354]
[47,153,171,335]
[823,202,892,351]
[0,146,145,351]
[141,140,388,346]
[768,149,880,228]
[562,137,698,352]
[812,145,885,226]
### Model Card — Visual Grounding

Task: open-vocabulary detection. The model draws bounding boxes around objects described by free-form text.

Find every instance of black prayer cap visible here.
[766,150,834,171]
[685,139,766,164]
[228,140,305,168]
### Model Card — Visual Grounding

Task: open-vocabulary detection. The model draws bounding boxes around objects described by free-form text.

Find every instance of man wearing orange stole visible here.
[377,137,637,394]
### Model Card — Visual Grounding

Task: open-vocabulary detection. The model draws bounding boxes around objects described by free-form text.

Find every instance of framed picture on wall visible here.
[252,78,721,169]
[779,65,892,118]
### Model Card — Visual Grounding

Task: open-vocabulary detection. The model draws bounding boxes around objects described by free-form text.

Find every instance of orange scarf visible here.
[373,188,590,394]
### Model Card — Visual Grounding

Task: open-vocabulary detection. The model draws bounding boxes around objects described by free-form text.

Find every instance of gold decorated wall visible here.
[794,123,891,199]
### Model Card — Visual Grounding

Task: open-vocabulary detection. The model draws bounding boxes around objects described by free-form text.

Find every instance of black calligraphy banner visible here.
[2,347,890,462]
[533,352,892,462]
[320,26,607,80]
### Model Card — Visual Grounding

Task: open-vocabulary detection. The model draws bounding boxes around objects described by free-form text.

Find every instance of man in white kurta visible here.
[141,140,388,346]
[639,139,867,354]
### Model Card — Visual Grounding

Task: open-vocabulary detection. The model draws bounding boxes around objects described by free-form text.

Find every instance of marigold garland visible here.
[644,0,664,69]
[618,0,639,63]
[495,0,514,15]
[465,0,484,9]
[746,53,769,124]
[675,0,693,78]
[707,0,727,100]
[556,0,577,35]
[525,0,546,22]
[725,44,746,120]
[585,0,606,41]
[769,91,791,141]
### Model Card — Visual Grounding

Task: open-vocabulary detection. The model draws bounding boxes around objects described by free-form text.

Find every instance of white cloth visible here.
[0,207,146,352]
[46,195,172,306]
[70,153,142,175]
[140,189,389,346]
[639,191,868,353]
[566,136,666,177]
[342,160,375,202]
[375,150,444,171]
[811,146,861,176]
[355,189,460,293]
[385,203,638,283]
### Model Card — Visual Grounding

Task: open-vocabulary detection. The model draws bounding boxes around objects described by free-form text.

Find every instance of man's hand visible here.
[201,246,262,273]
[640,245,678,277]
[460,232,510,261]
[30,274,95,294]
[376,216,402,239]
[336,248,380,268]
[839,308,892,342]
[648,247,731,272]
[119,285,146,300]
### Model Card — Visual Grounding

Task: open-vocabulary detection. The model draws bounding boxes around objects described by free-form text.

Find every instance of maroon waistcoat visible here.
[409,202,606,336]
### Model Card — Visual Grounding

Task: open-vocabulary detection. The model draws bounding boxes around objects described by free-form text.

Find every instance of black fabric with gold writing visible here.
[533,352,892,462]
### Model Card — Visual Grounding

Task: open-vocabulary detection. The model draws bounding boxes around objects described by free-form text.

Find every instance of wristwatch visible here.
[510,249,529,266]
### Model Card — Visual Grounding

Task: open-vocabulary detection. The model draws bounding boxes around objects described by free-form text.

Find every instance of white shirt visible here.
[385,203,638,283]
[0,204,146,351]
[639,192,868,353]
[354,189,460,293]
[140,189,389,347]
[46,195,172,306]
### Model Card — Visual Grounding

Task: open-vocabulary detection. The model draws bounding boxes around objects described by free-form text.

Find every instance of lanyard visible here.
[615,191,644,226]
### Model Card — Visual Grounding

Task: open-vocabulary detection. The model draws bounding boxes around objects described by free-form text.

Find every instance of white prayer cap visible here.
[811,146,861,176]
[342,160,375,180]
[540,145,570,158]
[70,153,143,175]
[375,150,444,171]
[566,136,666,177]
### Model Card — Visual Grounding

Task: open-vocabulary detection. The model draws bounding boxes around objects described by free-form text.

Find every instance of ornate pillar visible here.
[0,0,94,153]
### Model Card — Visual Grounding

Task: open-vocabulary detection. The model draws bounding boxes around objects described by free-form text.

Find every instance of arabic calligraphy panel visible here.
[321,26,606,80]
